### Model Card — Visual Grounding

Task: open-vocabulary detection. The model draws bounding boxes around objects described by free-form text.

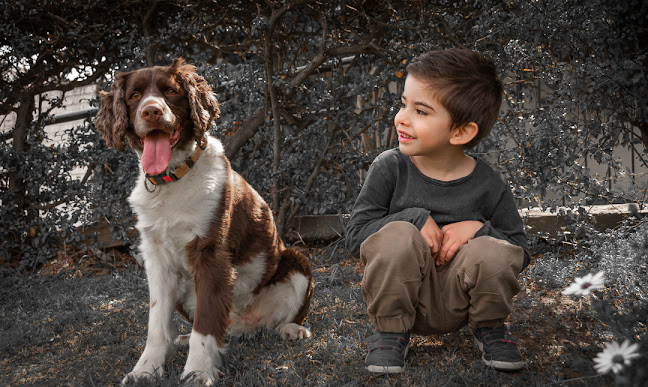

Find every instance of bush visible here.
[533,218,648,386]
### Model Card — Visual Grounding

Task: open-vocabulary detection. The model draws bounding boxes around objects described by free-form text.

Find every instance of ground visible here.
[0,243,615,386]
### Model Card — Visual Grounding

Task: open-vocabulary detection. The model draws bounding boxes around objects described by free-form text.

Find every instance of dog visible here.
[95,58,314,385]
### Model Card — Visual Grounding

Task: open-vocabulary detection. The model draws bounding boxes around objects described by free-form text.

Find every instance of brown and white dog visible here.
[95,59,314,385]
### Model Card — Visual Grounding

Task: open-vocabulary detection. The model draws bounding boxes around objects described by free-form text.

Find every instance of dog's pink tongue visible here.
[141,131,172,175]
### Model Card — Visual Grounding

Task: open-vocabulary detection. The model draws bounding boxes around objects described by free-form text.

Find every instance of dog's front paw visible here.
[278,323,312,340]
[182,355,220,386]
[121,346,169,385]
[121,364,164,385]
[181,368,219,386]
[181,331,224,386]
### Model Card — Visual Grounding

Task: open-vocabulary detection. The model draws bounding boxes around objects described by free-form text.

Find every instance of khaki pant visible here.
[360,221,524,334]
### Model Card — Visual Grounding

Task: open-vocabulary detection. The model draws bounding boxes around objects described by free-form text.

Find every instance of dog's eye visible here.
[129,92,141,100]
[166,88,178,96]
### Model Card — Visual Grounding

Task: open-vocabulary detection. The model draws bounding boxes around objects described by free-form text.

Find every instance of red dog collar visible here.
[145,136,207,185]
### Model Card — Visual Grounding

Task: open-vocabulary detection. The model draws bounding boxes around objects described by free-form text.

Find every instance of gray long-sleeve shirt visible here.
[345,148,530,269]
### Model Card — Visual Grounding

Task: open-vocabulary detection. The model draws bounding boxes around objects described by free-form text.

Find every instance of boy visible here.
[345,48,530,374]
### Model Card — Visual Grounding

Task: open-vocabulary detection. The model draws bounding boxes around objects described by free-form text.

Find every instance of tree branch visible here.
[141,0,160,66]
[31,61,110,96]
[290,42,380,87]
[264,3,286,218]
[224,107,267,159]
[286,127,337,222]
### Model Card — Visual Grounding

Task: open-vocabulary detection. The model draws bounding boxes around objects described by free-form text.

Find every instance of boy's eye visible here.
[416,109,428,115]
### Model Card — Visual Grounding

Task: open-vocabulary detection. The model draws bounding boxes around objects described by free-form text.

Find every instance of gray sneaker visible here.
[365,330,410,374]
[473,325,525,371]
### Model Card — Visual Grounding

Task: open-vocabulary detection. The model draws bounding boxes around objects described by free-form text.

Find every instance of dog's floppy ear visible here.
[173,58,220,141]
[95,72,130,151]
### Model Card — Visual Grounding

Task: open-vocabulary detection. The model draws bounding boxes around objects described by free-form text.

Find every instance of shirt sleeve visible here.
[474,187,531,269]
[344,157,429,258]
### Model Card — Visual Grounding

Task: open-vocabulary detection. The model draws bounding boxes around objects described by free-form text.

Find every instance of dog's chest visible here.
[133,184,220,243]
[129,148,227,266]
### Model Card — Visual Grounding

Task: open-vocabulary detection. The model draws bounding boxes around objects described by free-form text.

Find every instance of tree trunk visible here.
[8,95,35,216]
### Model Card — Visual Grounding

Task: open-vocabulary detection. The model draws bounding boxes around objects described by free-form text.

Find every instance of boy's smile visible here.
[397,131,415,142]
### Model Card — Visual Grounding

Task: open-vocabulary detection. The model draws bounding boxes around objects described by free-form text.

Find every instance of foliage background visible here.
[1,1,647,264]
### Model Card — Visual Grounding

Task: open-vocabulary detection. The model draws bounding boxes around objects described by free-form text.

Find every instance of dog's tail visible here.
[280,247,314,325]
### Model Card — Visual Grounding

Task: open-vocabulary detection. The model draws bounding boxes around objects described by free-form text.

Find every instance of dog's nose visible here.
[141,104,163,123]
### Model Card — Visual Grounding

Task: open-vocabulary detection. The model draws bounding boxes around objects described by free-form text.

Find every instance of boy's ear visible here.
[449,122,479,146]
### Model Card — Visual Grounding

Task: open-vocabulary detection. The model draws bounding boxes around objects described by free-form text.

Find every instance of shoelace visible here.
[368,333,409,353]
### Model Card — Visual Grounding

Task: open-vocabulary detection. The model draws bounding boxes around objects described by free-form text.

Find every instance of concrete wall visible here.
[1,84,98,180]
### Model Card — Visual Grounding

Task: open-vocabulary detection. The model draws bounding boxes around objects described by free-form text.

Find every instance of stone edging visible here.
[284,204,647,242]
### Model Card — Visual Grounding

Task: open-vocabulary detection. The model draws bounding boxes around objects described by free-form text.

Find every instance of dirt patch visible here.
[38,246,134,277]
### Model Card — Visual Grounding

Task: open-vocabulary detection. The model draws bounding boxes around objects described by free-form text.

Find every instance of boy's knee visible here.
[360,222,429,277]
[360,221,428,268]
[375,221,420,238]
[460,236,524,275]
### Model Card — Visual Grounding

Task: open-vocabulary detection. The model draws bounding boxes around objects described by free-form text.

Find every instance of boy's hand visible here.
[437,221,484,266]
[420,216,443,259]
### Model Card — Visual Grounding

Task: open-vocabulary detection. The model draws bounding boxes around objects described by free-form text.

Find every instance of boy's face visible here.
[394,75,454,157]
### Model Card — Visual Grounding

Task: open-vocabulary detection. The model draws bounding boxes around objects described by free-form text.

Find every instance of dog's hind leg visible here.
[174,333,191,347]
[276,248,314,340]
[273,269,314,340]
[173,281,197,348]
[242,247,314,340]
[278,322,312,340]
[229,270,313,340]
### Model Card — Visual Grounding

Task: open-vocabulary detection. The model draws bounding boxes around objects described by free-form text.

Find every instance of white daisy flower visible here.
[593,340,641,374]
[561,271,605,297]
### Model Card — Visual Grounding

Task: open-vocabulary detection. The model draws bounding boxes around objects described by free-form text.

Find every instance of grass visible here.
[0,241,620,386]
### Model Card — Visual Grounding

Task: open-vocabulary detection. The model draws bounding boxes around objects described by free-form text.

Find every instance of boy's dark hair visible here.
[406,48,503,148]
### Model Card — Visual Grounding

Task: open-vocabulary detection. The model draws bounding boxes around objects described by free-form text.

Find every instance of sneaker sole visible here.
[365,345,409,374]
[473,336,525,371]
[366,364,406,374]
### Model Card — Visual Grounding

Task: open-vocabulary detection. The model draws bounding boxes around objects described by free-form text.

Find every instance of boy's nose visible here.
[394,109,408,127]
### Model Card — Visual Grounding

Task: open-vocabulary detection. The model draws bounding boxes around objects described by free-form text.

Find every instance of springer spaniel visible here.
[95,59,314,385]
